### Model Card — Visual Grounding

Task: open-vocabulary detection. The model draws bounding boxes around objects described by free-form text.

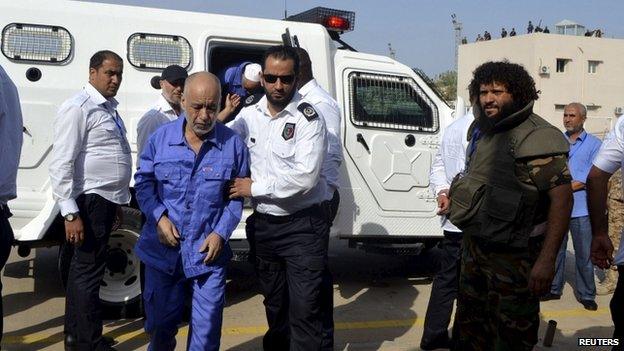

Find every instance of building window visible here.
[349,72,439,133]
[556,59,569,73]
[555,104,566,111]
[588,60,600,74]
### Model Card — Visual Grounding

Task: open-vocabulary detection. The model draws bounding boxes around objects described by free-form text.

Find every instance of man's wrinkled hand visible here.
[591,234,614,269]
[65,217,85,247]
[528,258,555,296]
[157,215,180,247]
[199,232,224,264]
[229,177,252,198]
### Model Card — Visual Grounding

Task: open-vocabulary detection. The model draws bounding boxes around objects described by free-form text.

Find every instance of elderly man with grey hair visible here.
[134,72,250,350]
[542,102,602,311]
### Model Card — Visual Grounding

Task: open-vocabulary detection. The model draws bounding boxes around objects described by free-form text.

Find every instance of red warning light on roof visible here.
[286,7,355,33]
[324,16,350,31]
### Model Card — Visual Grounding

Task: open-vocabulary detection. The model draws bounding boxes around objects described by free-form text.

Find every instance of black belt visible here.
[254,204,322,224]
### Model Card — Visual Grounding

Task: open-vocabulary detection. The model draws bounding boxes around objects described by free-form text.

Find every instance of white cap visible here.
[243,63,262,83]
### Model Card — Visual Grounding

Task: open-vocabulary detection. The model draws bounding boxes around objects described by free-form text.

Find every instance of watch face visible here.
[65,213,75,221]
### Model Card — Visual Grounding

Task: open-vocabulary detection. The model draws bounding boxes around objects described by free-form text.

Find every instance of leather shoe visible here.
[65,333,115,350]
[581,300,598,311]
[420,333,451,350]
[539,293,561,301]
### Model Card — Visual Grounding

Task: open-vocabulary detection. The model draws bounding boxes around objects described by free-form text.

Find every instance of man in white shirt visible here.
[421,111,473,350]
[227,45,330,350]
[293,47,341,350]
[49,50,131,351]
[136,64,187,158]
[587,116,624,344]
[0,64,23,345]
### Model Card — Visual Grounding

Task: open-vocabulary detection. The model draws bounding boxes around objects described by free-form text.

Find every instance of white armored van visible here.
[0,1,454,308]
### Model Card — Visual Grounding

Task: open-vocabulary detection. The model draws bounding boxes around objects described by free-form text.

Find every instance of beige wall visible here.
[458,33,624,137]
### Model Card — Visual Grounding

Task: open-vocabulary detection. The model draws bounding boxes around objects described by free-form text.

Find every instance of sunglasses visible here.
[263,74,295,84]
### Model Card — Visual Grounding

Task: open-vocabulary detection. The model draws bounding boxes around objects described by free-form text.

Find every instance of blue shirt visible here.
[218,61,252,98]
[134,116,249,277]
[0,64,23,205]
[567,130,602,218]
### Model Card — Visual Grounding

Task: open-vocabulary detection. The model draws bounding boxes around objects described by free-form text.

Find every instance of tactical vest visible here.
[448,102,569,248]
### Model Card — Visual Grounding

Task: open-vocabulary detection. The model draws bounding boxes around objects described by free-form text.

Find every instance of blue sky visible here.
[86,0,622,77]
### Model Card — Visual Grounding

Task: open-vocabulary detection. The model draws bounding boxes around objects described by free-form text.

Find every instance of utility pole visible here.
[451,13,462,72]
[387,42,396,59]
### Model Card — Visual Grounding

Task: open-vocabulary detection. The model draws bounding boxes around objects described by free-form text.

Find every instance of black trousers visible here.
[422,230,462,343]
[64,194,117,351]
[247,205,332,351]
[611,265,624,350]
[0,205,14,345]
[319,189,339,350]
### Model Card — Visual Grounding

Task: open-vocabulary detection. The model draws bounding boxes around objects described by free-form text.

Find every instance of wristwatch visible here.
[64,212,80,222]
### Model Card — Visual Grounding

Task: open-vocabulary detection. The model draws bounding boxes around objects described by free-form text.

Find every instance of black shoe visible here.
[581,300,598,311]
[64,333,77,351]
[420,333,451,350]
[65,333,115,350]
[540,293,561,301]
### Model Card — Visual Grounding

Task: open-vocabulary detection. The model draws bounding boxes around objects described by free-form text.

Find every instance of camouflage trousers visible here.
[454,234,543,351]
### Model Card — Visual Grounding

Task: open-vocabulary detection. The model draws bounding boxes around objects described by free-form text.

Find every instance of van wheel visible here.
[100,207,143,313]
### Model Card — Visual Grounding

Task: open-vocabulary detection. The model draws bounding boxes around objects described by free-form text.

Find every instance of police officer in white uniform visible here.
[294,47,341,350]
[49,50,130,351]
[136,64,188,158]
[227,45,330,351]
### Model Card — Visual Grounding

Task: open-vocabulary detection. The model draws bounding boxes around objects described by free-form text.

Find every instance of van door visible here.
[334,50,446,216]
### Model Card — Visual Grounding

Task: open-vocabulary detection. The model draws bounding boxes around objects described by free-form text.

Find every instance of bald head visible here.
[182,72,222,137]
[183,71,221,97]
[293,47,313,89]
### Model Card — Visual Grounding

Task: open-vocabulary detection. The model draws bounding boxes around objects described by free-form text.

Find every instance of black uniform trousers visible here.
[611,265,624,350]
[421,231,462,344]
[64,194,117,351]
[320,189,339,350]
[247,204,331,351]
[0,205,15,345]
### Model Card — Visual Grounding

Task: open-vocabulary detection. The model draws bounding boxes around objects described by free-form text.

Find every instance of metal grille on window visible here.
[348,72,439,133]
[1,23,72,63]
[127,33,192,69]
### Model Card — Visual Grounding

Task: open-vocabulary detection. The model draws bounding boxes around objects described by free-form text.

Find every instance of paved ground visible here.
[2,238,616,350]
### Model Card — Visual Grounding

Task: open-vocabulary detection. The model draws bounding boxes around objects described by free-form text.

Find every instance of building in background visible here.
[457,32,624,137]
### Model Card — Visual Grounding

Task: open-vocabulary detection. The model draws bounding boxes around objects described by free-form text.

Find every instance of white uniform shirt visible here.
[49,83,132,216]
[227,93,328,216]
[299,79,342,199]
[593,116,624,265]
[136,94,179,158]
[429,112,474,232]
[0,64,23,205]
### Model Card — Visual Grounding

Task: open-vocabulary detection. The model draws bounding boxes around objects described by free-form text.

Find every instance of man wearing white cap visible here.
[217,62,262,122]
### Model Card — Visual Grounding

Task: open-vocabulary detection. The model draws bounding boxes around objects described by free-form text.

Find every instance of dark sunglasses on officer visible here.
[263,74,295,84]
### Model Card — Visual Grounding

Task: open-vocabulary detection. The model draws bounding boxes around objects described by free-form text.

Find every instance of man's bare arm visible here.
[529,183,572,295]
[586,165,615,268]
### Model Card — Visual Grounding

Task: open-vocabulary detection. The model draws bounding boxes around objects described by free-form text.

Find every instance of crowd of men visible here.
[0,44,623,351]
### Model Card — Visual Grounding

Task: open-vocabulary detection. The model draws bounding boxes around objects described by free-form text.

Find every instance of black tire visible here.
[100,207,144,317]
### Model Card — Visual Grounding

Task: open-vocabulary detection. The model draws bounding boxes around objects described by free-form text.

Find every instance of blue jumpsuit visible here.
[135,116,249,350]
[218,61,253,98]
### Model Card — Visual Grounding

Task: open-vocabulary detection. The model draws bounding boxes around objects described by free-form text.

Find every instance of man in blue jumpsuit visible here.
[134,72,249,350]
[217,62,262,122]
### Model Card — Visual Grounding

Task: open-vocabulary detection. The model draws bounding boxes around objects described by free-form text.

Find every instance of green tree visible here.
[434,70,457,102]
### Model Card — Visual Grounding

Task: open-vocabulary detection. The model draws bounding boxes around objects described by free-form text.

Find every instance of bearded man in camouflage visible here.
[448,61,573,351]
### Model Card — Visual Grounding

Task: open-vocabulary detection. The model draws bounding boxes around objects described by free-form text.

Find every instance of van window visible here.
[1,23,72,63]
[349,72,439,133]
[127,33,192,69]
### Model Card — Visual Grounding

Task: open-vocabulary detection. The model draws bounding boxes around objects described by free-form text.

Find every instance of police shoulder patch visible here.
[282,122,296,141]
[244,93,264,107]
[297,102,318,121]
